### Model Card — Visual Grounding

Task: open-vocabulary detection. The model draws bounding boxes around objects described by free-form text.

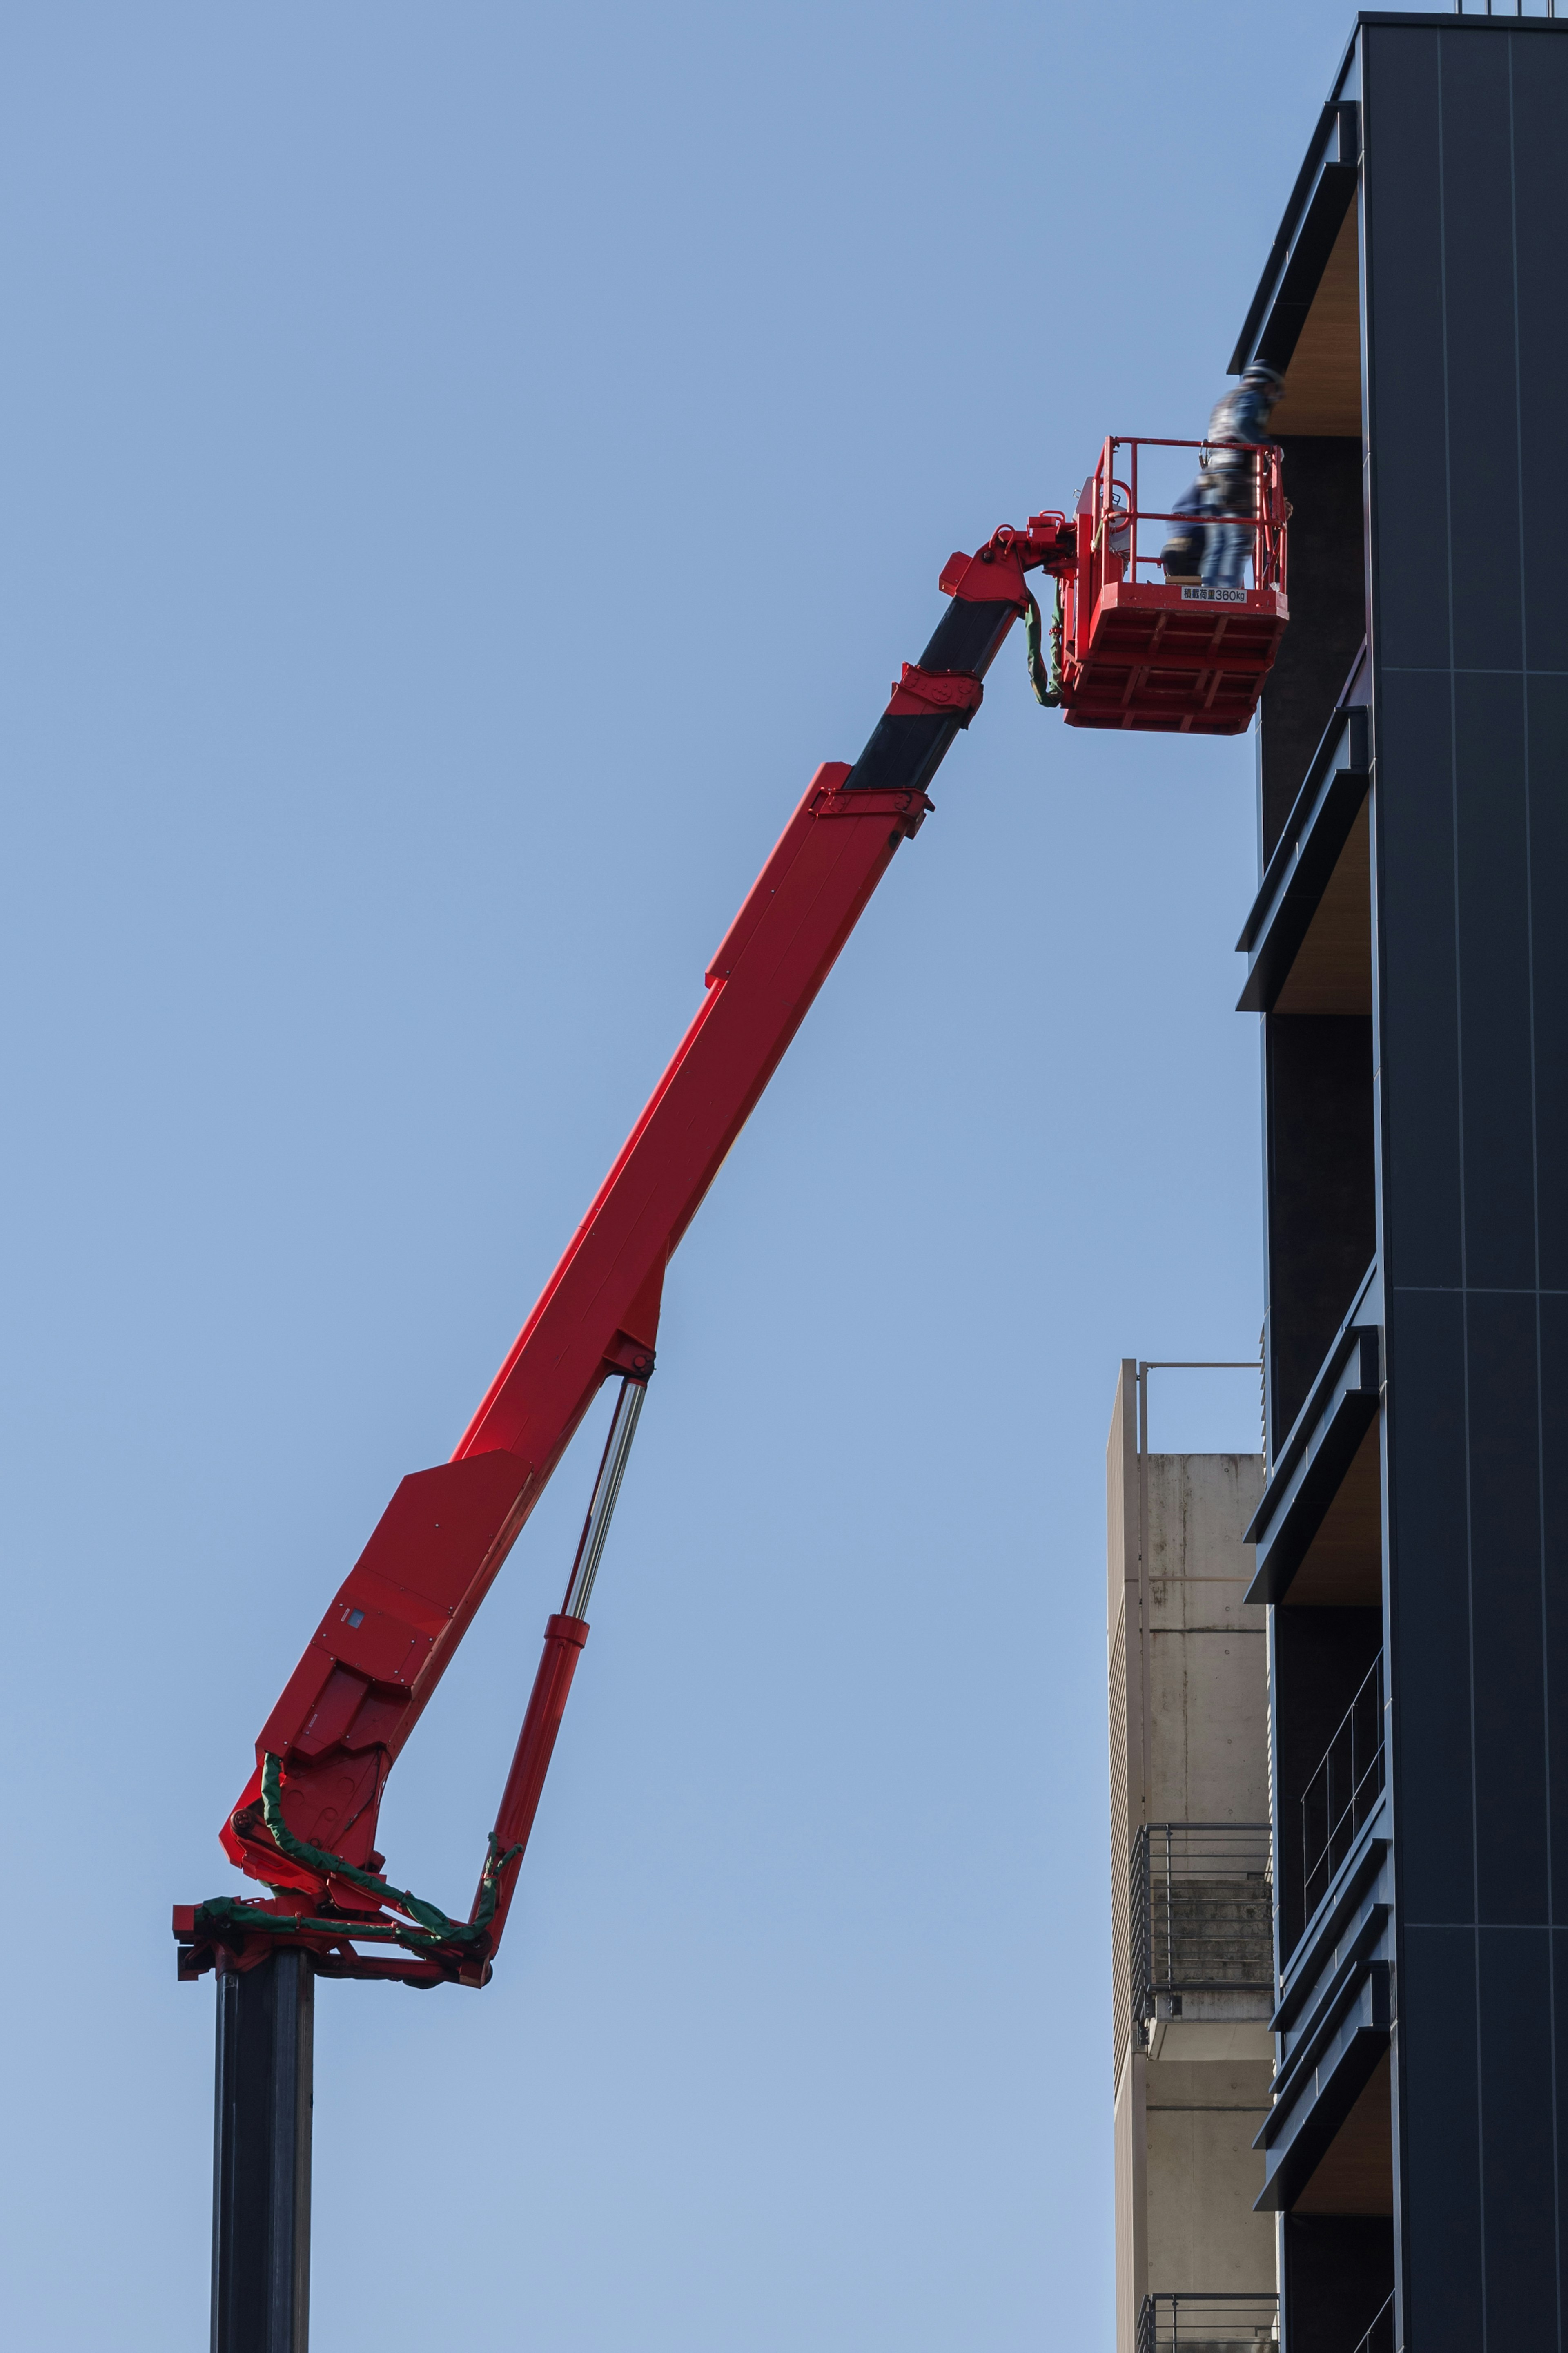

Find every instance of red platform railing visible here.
[1085,434,1287,593]
[1057,434,1290,736]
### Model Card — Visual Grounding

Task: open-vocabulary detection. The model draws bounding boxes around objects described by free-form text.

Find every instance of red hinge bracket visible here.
[885,663,984,723]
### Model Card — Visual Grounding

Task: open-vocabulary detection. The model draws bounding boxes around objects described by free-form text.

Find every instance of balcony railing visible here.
[1132,1824,1274,2034]
[1138,2292,1279,2352]
[1301,1653,1385,1923]
[1350,2291,1394,2353]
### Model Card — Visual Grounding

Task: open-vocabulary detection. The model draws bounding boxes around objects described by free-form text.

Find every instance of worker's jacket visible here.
[1204,382,1277,495]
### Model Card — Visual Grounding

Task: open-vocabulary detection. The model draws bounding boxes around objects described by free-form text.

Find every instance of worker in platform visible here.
[1163,363,1285,589]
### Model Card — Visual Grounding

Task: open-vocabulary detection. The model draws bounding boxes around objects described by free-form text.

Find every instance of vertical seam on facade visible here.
[1434,40,1488,2347]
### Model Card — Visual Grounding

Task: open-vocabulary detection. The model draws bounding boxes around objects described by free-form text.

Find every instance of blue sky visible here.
[2,4,1368,2344]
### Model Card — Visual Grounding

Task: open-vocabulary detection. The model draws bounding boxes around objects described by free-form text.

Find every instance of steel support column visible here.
[211,1950,314,2353]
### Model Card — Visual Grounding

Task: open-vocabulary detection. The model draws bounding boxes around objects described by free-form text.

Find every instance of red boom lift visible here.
[180,437,1286,2346]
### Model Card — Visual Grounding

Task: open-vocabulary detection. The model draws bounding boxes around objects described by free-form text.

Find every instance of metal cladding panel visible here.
[1530,676,1568,1294]
[1373,669,1463,1288]
[1547,1301,1568,1909]
[1474,1927,1558,2344]
[1395,1925,1482,2352]
[1360,14,1568,2343]
[1464,1291,1549,1927]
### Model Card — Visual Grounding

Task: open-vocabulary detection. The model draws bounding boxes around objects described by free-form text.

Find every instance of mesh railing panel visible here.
[1133,1824,1273,2031]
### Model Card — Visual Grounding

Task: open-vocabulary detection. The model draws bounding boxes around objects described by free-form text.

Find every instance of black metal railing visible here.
[1132,1824,1273,2034]
[1350,2291,1395,2353]
[1301,1654,1385,1923]
[1138,2292,1279,2353]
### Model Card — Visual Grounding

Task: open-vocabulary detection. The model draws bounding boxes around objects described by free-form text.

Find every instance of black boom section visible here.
[842,596,1020,796]
[844,711,958,798]
[919,594,1021,678]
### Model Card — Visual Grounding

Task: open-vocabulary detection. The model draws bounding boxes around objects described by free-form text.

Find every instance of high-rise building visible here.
[1109,14,1568,2350]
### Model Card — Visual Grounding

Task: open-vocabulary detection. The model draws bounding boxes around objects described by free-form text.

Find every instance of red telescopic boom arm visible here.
[176,514,1074,1987]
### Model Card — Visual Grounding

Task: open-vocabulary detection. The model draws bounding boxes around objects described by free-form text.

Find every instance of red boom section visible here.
[222,758,933,1887]
[458,1609,590,1979]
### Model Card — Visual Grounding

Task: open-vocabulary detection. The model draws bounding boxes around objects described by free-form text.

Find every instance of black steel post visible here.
[211,1950,314,2353]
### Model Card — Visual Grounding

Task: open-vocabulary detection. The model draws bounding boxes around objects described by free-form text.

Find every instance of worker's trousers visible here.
[1200,475,1253,590]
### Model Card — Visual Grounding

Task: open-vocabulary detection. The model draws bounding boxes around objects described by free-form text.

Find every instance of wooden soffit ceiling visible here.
[1269,206,1362,439]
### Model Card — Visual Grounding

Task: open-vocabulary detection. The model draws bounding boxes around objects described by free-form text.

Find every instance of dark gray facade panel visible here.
[1514,47,1568,662]
[1361,22,1568,2342]
[1372,673,1463,1289]
[1363,29,1449,675]
[1466,1290,1547,1925]
[1541,1302,1568,1906]
[1528,678,1568,1293]
[1384,1287,1473,1924]
[1397,1925,1483,2352]
[1454,675,1535,1292]
[1437,36,1525,676]
[1554,1932,1568,2273]
[1477,1927,1559,2345]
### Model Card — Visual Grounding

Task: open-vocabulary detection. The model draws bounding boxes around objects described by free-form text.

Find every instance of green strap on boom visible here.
[258,1753,462,1934]
[200,1754,523,1959]
[1025,586,1063,708]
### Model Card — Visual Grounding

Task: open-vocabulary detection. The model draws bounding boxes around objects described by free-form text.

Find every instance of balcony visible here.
[1252,1655,1390,2212]
[1244,1285,1381,1609]
[1301,1654,1385,1923]
[1138,2292,1279,2352]
[1133,1824,1274,2055]
[1236,703,1369,1018]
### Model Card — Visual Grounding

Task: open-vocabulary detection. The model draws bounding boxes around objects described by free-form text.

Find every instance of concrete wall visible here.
[1114,2052,1147,2353]
[1145,2058,1276,2295]
[1146,1451,1270,1826]
[1106,1363,1274,2353]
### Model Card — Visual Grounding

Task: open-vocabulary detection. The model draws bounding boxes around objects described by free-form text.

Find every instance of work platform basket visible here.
[1058,437,1288,735]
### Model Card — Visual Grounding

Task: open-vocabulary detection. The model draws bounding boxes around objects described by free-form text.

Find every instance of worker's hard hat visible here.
[1243,363,1287,395]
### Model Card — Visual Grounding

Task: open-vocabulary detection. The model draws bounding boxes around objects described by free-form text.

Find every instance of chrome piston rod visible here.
[561,1374,646,1619]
